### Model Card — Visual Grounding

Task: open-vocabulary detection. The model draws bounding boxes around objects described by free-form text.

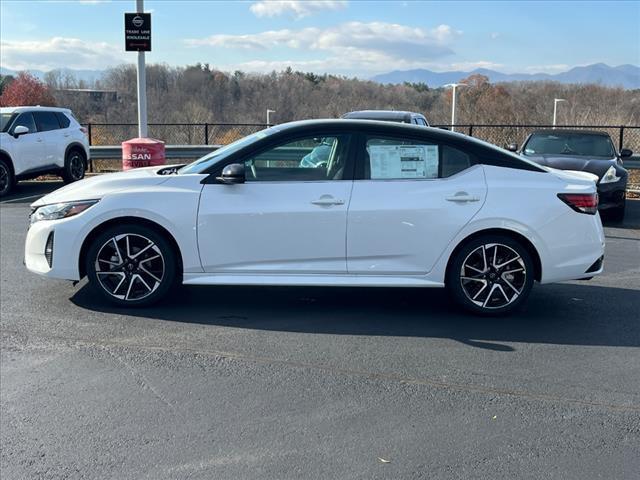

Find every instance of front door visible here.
[197,134,353,274]
[8,112,44,174]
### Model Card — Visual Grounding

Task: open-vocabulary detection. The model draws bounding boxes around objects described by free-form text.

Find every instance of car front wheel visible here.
[447,234,535,316]
[86,224,177,306]
[0,158,15,197]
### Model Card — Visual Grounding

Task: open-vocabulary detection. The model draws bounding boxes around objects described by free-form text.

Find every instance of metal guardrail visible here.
[90,145,220,163]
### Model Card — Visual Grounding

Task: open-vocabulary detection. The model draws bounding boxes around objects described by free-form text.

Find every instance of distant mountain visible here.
[371,63,640,89]
[0,67,105,84]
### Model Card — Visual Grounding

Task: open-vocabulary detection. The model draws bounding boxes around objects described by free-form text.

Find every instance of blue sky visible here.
[1,0,639,77]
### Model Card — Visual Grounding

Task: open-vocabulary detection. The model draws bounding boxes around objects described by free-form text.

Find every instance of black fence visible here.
[82,122,640,153]
[84,123,269,147]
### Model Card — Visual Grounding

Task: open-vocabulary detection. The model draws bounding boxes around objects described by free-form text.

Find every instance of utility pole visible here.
[136,0,148,138]
[553,98,566,128]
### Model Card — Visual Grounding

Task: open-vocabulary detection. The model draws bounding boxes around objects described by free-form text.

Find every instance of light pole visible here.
[444,83,467,132]
[553,98,566,128]
[266,109,276,126]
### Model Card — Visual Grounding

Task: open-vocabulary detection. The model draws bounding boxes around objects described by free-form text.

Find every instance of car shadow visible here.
[0,180,64,204]
[70,281,640,350]
[601,198,640,230]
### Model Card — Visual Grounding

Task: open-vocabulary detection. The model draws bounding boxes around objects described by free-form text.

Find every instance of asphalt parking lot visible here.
[1,181,639,479]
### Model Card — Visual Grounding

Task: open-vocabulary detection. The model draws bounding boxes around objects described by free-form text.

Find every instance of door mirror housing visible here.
[13,125,29,138]
[216,163,245,184]
[506,143,518,152]
[620,148,633,158]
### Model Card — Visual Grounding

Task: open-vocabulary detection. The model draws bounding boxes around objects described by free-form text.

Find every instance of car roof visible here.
[341,110,423,122]
[0,106,72,114]
[529,129,611,137]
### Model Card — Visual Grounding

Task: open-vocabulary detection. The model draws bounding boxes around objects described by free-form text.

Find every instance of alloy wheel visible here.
[95,233,165,301]
[69,153,85,180]
[459,243,527,309]
[0,163,9,195]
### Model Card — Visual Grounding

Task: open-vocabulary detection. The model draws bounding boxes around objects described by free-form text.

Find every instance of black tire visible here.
[0,157,15,197]
[62,148,86,184]
[447,234,535,316]
[85,224,178,307]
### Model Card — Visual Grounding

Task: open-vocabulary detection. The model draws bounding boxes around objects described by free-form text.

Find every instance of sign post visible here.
[124,0,151,138]
[122,0,164,170]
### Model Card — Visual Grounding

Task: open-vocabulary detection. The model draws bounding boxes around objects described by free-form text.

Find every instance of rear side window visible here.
[55,112,71,128]
[363,136,472,180]
[33,111,61,132]
[11,112,37,134]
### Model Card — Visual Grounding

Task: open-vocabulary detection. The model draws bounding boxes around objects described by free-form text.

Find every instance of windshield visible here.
[523,133,615,157]
[1,113,15,132]
[178,128,273,174]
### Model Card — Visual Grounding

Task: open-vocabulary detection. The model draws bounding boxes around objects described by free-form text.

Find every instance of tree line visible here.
[2,63,639,126]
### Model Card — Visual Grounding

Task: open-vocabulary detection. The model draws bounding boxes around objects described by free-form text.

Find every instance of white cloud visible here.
[489,32,500,40]
[250,0,347,18]
[185,22,461,74]
[0,37,126,71]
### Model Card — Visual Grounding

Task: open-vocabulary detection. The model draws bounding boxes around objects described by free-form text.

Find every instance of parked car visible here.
[342,110,429,126]
[25,120,605,315]
[508,129,630,220]
[0,106,90,197]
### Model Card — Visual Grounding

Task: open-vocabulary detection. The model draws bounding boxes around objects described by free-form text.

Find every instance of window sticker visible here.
[369,144,438,179]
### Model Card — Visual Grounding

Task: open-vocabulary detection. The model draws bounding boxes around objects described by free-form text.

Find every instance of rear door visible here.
[347,133,487,275]
[33,111,65,167]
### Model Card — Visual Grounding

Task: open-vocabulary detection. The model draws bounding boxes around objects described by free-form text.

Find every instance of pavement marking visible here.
[3,330,639,413]
[0,193,46,204]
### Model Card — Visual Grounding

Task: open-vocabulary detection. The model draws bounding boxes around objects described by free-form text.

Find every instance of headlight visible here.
[30,200,99,224]
[600,165,620,184]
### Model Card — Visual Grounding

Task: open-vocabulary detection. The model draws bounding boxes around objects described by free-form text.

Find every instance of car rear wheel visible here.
[62,149,86,184]
[447,234,535,316]
[0,158,15,197]
[86,224,177,306]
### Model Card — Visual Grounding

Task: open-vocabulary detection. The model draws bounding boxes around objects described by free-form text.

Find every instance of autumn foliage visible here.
[0,72,56,107]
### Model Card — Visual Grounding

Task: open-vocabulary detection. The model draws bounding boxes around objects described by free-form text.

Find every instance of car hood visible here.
[31,166,171,208]
[525,154,617,176]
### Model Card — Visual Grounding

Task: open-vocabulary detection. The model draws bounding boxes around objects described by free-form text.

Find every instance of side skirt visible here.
[182,273,444,288]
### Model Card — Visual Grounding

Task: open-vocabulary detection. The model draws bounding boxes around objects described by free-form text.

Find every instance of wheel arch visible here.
[65,142,88,168]
[0,150,14,174]
[78,216,184,279]
[445,228,542,283]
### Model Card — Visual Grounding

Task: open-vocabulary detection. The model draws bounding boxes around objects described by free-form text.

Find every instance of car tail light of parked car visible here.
[557,193,599,215]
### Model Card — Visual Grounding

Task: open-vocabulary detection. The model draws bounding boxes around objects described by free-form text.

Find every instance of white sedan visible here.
[25,120,605,315]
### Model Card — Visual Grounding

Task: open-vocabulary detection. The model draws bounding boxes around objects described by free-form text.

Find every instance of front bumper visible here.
[25,217,82,280]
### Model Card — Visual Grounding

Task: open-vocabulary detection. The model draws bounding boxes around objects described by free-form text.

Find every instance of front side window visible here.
[363,136,471,180]
[1,113,16,132]
[244,135,349,182]
[33,111,61,132]
[11,113,37,134]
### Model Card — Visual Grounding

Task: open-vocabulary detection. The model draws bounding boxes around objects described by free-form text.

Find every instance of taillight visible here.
[557,193,598,215]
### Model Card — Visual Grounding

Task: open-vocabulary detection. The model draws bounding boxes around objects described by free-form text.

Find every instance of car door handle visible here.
[445,192,480,202]
[36,139,44,143]
[311,197,345,206]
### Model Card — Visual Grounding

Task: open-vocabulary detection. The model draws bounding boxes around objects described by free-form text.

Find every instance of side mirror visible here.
[216,163,245,184]
[505,143,518,152]
[13,125,29,138]
[620,148,633,158]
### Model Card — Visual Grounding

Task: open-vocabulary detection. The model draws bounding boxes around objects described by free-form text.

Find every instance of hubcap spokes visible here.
[95,234,164,301]
[460,243,526,309]
[70,155,84,179]
[0,165,8,192]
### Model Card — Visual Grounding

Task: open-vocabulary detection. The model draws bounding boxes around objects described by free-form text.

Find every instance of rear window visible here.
[55,112,71,128]
[523,133,615,157]
[33,111,61,132]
